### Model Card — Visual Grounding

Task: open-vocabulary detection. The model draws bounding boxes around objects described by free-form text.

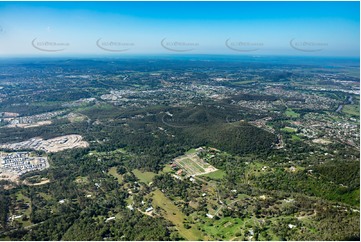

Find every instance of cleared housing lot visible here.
[0,134,89,153]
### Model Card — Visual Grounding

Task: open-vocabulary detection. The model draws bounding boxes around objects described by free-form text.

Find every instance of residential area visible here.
[0,152,49,181]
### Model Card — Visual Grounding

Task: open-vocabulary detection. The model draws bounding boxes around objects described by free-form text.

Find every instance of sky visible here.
[0,1,359,57]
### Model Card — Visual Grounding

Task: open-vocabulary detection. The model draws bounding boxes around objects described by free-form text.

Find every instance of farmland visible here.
[172,148,218,177]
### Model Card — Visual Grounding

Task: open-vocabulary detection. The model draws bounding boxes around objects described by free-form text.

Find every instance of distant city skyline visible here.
[0,1,359,57]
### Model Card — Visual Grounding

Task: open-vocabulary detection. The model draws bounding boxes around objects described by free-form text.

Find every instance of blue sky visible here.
[0,1,359,57]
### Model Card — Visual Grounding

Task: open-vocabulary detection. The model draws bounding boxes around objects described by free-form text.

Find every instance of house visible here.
[206,213,213,219]
[288,224,296,229]
[105,217,116,222]
[176,169,183,176]
[145,207,153,213]
[289,166,296,172]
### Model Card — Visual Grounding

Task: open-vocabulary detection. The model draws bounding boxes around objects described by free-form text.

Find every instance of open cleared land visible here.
[151,189,203,240]
[173,149,218,177]
[312,138,332,144]
[281,127,297,133]
[200,169,226,180]
[0,135,89,153]
[0,152,49,181]
[285,108,300,118]
[342,104,360,116]
[6,120,52,129]
[133,169,156,184]
[108,167,123,183]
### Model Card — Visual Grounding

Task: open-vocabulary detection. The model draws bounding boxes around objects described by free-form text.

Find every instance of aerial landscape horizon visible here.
[0,1,360,241]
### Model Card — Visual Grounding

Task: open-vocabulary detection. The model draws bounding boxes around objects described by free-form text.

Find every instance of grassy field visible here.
[244,162,274,179]
[15,192,32,227]
[342,104,360,116]
[67,113,87,123]
[185,148,197,154]
[151,190,203,240]
[200,170,226,180]
[108,167,123,183]
[16,192,30,203]
[198,217,244,240]
[198,215,283,240]
[89,148,126,158]
[161,165,173,173]
[281,127,297,133]
[285,108,300,118]
[132,169,156,184]
[291,134,301,141]
[38,192,52,201]
[232,80,257,85]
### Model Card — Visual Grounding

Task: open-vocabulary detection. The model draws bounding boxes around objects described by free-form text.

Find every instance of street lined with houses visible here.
[0,152,49,181]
